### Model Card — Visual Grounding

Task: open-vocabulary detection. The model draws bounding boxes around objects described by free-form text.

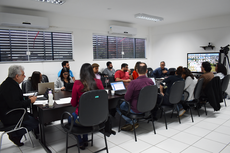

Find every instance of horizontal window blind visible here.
[0,29,73,62]
[93,35,145,59]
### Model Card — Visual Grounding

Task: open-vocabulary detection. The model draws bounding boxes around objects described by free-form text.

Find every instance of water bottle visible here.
[48,90,54,107]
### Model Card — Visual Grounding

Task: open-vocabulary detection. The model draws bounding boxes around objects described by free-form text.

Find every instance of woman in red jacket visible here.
[69,63,104,150]
[132,61,141,80]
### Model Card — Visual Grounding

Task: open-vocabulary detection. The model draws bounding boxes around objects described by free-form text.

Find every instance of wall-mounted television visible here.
[187,52,219,73]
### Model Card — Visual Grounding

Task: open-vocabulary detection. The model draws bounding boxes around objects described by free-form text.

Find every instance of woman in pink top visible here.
[69,63,104,150]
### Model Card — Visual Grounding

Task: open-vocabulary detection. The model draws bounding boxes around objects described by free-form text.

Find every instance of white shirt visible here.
[184,76,197,101]
[214,72,225,80]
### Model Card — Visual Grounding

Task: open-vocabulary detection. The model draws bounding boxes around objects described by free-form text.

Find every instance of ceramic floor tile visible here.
[193,120,220,131]
[0,143,21,153]
[141,146,170,153]
[155,126,180,138]
[214,125,230,135]
[104,146,130,153]
[204,131,230,145]
[138,132,167,145]
[183,126,211,137]
[193,138,226,152]
[106,130,133,145]
[156,138,189,153]
[45,130,67,144]
[220,145,230,153]
[87,137,116,152]
[119,139,152,153]
[203,117,227,125]
[171,131,202,145]
[181,146,211,153]
[222,120,230,127]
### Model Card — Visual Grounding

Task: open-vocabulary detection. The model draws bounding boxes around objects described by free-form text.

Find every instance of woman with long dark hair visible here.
[132,61,141,80]
[55,67,74,90]
[215,63,227,79]
[70,63,104,150]
[182,67,197,101]
[25,71,42,93]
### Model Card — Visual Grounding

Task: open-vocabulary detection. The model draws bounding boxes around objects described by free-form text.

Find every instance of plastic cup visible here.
[111,90,115,96]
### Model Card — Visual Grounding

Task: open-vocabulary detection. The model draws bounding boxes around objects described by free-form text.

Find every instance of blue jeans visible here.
[68,112,88,145]
[116,102,142,125]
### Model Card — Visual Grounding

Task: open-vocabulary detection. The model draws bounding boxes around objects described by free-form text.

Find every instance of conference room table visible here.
[35,90,123,153]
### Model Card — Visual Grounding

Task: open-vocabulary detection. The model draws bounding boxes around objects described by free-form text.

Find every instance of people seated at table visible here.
[55,67,74,90]
[182,68,197,101]
[116,62,154,131]
[25,71,42,93]
[160,66,186,116]
[132,61,141,80]
[199,61,214,90]
[151,61,169,78]
[69,63,104,150]
[58,61,75,81]
[214,63,227,80]
[114,63,132,83]
[102,61,116,77]
[0,65,38,146]
[92,63,101,79]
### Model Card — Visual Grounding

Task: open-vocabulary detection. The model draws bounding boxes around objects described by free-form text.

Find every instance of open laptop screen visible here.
[110,82,126,91]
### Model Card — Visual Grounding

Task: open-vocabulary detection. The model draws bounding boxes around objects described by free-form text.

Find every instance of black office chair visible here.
[0,108,34,150]
[184,78,204,120]
[130,68,134,75]
[117,85,158,142]
[21,80,27,93]
[168,68,176,75]
[159,80,185,129]
[61,90,109,153]
[42,74,49,83]
[221,74,230,107]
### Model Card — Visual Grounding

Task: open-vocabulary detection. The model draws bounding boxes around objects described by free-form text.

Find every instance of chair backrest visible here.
[42,74,49,83]
[168,68,176,75]
[221,74,230,92]
[78,90,108,127]
[137,85,158,112]
[21,80,27,93]
[194,78,204,100]
[169,80,185,104]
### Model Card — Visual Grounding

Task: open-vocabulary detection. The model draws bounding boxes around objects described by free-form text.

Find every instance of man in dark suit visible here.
[0,65,38,146]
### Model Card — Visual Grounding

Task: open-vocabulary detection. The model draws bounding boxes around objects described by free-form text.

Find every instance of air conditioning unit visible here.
[0,13,49,29]
[109,25,137,35]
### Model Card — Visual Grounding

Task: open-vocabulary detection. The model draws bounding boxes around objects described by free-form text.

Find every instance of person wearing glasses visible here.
[55,67,74,90]
[151,61,169,78]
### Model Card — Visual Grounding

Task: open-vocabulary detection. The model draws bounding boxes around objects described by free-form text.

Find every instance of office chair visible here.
[42,74,49,83]
[0,108,34,151]
[117,85,158,142]
[61,90,109,153]
[221,74,230,107]
[159,80,185,129]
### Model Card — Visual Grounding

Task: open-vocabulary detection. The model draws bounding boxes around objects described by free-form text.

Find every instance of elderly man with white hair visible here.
[0,65,38,146]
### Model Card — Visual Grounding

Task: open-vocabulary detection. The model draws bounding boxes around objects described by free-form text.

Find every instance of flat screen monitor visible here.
[187,52,219,73]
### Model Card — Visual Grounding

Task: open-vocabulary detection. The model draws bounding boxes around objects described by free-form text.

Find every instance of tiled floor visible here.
[1,100,230,153]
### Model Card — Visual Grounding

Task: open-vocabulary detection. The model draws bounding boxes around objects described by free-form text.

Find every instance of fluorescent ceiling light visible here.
[135,13,163,22]
[34,0,66,5]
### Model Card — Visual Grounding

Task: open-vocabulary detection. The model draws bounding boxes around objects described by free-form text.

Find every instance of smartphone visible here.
[33,92,38,96]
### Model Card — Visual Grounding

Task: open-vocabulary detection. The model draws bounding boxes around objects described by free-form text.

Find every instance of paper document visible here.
[34,100,48,105]
[23,92,36,96]
[55,97,71,105]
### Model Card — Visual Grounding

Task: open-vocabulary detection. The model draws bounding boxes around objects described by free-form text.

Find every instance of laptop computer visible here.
[38,82,54,95]
[149,77,156,85]
[110,81,127,95]
[65,83,74,92]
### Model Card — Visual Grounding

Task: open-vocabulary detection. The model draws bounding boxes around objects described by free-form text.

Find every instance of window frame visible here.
[93,34,146,60]
[0,28,74,63]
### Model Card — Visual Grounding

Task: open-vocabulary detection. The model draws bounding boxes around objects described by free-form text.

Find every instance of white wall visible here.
[150,14,230,69]
[150,14,230,94]
[0,7,151,83]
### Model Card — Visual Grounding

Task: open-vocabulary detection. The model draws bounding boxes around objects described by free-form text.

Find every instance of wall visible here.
[150,14,230,94]
[0,7,151,83]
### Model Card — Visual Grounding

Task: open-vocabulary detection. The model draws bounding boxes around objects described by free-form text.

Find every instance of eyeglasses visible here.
[63,74,69,76]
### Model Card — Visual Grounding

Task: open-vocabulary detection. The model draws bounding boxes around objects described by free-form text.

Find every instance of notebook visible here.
[110,81,127,95]
[38,82,54,95]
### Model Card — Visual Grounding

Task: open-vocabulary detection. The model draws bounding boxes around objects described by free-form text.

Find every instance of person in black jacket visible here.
[0,65,38,146]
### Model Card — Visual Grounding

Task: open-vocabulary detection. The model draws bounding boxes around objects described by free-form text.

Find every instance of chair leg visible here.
[103,132,109,153]
[118,115,122,132]
[224,98,227,107]
[23,128,34,148]
[176,108,181,124]
[91,133,93,146]
[0,132,5,151]
[151,114,156,134]
[76,135,81,153]
[170,106,176,118]
[132,119,137,142]
[189,106,194,122]
[204,103,207,115]
[66,133,69,153]
[163,110,167,129]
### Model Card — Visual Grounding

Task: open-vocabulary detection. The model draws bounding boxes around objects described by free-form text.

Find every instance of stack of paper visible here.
[55,97,72,105]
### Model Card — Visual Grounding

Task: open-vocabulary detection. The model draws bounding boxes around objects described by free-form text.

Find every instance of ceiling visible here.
[1,0,230,27]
